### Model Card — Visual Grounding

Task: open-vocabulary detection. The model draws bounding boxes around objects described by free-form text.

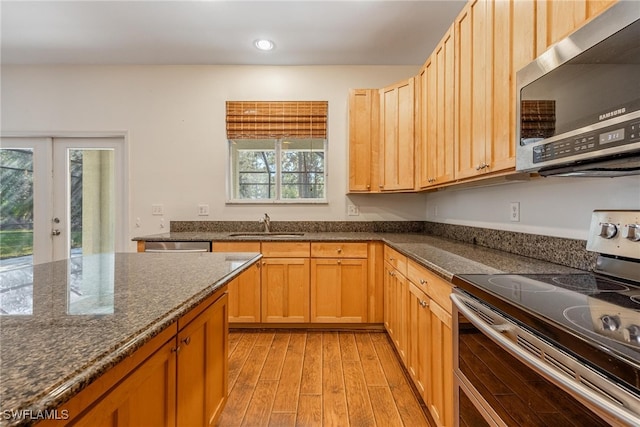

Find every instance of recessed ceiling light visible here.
[254,39,274,51]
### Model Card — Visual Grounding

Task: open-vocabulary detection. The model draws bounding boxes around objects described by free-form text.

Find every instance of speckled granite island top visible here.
[134,231,583,280]
[0,251,261,426]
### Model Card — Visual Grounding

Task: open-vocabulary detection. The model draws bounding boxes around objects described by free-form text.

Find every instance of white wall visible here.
[1,65,428,246]
[425,175,640,240]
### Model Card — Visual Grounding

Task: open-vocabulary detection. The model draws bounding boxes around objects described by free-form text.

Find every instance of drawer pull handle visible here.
[419,300,428,308]
[420,279,427,285]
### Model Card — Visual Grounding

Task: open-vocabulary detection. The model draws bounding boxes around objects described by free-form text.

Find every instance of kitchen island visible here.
[0,251,261,426]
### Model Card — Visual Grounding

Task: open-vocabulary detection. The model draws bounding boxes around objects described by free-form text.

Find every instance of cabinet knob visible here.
[171,346,181,353]
[419,279,427,285]
[337,248,342,253]
[181,336,191,345]
[366,184,370,189]
[389,271,395,277]
[337,260,342,265]
[419,300,428,308]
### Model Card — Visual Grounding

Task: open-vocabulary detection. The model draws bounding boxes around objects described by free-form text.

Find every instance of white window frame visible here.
[226,138,328,204]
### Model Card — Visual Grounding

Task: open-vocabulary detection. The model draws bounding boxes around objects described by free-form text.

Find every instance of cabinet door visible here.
[428,301,453,427]
[379,78,415,191]
[177,292,229,427]
[310,258,368,323]
[349,89,380,192]
[384,262,408,363]
[72,339,177,427]
[536,0,617,56]
[418,27,456,189]
[261,258,310,323]
[407,283,430,398]
[227,262,261,323]
[455,0,489,180]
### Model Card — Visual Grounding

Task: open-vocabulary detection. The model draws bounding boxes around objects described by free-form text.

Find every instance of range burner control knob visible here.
[624,224,640,242]
[623,325,640,345]
[600,315,621,331]
[599,222,618,239]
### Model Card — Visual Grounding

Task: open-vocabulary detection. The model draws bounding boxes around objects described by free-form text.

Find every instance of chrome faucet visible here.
[261,213,271,232]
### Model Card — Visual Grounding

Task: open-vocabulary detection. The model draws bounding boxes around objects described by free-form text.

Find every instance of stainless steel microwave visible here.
[516,2,640,177]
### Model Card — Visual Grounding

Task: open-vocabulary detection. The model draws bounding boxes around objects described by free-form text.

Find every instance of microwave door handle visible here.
[451,293,640,426]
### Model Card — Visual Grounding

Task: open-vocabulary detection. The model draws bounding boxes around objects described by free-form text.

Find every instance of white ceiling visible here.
[1,0,467,66]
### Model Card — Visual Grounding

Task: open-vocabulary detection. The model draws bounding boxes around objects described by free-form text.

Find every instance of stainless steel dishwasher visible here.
[143,241,211,253]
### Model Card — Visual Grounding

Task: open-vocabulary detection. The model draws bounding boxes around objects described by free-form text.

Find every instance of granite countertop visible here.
[0,251,261,426]
[134,231,583,280]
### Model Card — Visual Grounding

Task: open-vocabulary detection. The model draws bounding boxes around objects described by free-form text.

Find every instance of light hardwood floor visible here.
[216,330,432,427]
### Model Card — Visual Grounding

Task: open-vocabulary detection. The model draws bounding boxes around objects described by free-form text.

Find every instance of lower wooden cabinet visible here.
[310,258,368,323]
[227,263,261,323]
[384,257,409,364]
[53,288,229,427]
[427,300,453,427]
[177,292,229,427]
[71,338,177,427]
[261,257,310,323]
[407,283,430,397]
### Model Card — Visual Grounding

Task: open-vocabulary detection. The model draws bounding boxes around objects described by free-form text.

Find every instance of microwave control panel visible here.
[532,117,640,164]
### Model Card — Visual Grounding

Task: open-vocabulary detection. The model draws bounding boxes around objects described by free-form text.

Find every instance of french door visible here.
[0,136,125,268]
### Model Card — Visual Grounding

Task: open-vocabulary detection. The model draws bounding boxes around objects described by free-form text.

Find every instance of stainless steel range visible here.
[452,210,640,426]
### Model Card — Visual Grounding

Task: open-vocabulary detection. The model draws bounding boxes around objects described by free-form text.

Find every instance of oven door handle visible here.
[452,292,640,427]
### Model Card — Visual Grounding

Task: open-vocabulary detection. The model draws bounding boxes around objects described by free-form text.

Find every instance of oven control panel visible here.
[587,210,640,259]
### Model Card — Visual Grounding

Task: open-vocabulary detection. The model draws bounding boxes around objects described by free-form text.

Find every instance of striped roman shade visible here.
[226,101,328,139]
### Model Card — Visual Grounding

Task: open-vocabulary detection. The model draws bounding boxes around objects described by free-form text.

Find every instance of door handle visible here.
[52,229,61,236]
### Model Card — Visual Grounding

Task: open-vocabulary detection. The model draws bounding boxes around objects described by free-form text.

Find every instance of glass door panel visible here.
[0,138,52,315]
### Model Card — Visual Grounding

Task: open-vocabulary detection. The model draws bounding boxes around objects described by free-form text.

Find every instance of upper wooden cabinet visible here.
[454,0,536,180]
[536,0,617,56]
[349,89,380,192]
[379,77,415,191]
[417,26,455,189]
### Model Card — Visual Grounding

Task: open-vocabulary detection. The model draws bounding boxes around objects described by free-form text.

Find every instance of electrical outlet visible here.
[152,204,164,216]
[347,205,359,216]
[510,202,520,222]
[198,204,210,216]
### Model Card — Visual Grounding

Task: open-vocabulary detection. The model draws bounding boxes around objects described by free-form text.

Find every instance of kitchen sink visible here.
[227,232,305,238]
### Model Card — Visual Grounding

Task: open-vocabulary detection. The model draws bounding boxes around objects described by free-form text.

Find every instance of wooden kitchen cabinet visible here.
[310,242,368,323]
[349,89,380,192]
[417,26,455,189]
[407,282,430,398]
[177,291,229,427]
[383,246,409,364]
[536,0,617,56]
[455,0,534,181]
[70,337,177,427]
[212,242,262,324]
[261,257,310,323]
[260,242,310,323]
[54,288,229,427]
[428,300,453,427]
[379,77,415,191]
[406,259,454,427]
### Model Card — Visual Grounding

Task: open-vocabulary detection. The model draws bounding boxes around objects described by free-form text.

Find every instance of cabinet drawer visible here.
[261,242,310,258]
[384,245,407,276]
[407,260,452,314]
[311,242,368,258]
[212,241,261,252]
[407,259,430,294]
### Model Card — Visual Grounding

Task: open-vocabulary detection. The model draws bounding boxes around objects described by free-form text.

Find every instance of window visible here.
[226,101,327,203]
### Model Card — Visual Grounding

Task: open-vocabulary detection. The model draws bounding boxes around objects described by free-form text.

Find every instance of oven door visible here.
[452,290,639,427]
